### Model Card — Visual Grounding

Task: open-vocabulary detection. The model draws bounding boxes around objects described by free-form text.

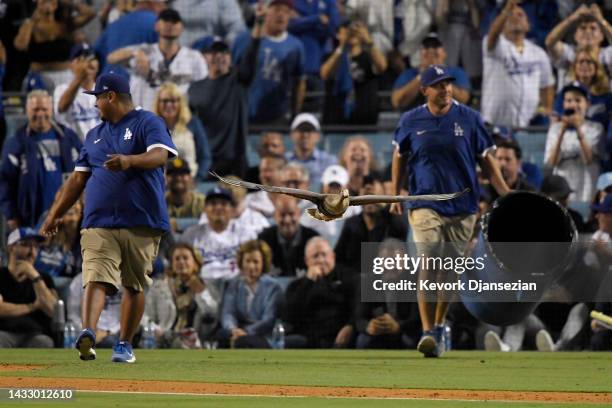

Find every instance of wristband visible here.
[31,275,42,283]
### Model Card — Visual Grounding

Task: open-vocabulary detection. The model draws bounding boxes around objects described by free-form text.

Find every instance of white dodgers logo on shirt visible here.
[123,128,132,141]
[454,122,464,137]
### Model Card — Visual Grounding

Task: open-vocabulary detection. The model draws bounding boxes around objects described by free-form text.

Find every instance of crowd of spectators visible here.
[0,0,611,351]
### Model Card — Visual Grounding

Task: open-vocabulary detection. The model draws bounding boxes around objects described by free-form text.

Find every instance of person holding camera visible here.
[545,81,605,202]
[320,19,387,125]
[53,44,101,141]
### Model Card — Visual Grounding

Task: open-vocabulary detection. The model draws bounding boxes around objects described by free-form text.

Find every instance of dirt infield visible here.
[0,364,46,372]
[0,369,611,404]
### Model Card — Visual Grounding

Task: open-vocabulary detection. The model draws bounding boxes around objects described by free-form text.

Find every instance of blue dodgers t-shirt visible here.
[232,31,305,122]
[393,102,493,216]
[75,109,177,231]
[393,66,472,92]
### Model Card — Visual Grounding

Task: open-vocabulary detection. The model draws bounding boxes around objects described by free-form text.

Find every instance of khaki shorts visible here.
[409,208,477,256]
[81,228,162,292]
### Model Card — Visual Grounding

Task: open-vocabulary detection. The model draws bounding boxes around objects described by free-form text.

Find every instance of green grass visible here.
[0,349,610,393]
[0,393,609,408]
[0,350,611,407]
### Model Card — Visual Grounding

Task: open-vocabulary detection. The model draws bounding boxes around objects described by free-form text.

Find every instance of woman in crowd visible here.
[153,82,211,181]
[338,136,380,196]
[220,240,282,348]
[320,21,387,125]
[553,48,612,130]
[545,82,605,202]
[145,243,220,348]
[14,0,95,92]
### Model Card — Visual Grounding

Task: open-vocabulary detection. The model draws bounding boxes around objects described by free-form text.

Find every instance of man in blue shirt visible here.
[94,0,163,77]
[232,0,306,124]
[0,90,82,229]
[285,113,337,189]
[391,34,471,112]
[390,65,509,358]
[288,0,339,82]
[40,73,177,364]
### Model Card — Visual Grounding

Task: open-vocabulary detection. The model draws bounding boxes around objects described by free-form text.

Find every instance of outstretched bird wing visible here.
[209,171,326,202]
[348,188,470,206]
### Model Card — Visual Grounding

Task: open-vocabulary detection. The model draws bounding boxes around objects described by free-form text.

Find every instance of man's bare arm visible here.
[40,171,90,236]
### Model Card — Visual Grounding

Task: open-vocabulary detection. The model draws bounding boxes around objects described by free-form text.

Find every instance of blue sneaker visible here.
[417,330,438,357]
[433,325,446,357]
[111,341,136,363]
[75,328,96,361]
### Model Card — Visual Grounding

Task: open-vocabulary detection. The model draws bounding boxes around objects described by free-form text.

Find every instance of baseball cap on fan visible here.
[596,172,612,191]
[291,113,320,132]
[421,33,443,49]
[158,8,182,23]
[7,228,45,246]
[322,165,349,188]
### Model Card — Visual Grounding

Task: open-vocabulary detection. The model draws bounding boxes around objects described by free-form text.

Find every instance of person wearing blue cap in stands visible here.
[544,80,604,202]
[40,72,177,364]
[390,64,510,358]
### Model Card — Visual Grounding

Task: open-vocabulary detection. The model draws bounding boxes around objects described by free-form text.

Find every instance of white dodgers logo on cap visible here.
[434,66,444,75]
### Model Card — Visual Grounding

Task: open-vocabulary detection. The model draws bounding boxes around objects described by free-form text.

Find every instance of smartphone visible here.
[563,108,576,116]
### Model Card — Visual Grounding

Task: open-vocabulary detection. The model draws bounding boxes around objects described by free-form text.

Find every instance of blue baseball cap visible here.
[420,65,455,88]
[596,172,612,191]
[193,36,229,53]
[491,125,512,139]
[205,187,234,205]
[592,194,612,214]
[7,228,45,246]
[561,81,589,100]
[83,73,131,96]
[69,43,95,60]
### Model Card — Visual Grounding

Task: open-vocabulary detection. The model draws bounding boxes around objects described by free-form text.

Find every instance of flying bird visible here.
[210,172,469,221]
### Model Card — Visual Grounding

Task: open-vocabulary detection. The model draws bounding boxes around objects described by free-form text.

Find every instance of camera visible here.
[563,108,576,116]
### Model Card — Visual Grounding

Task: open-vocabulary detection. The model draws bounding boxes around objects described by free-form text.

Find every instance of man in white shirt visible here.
[181,187,256,280]
[107,8,208,110]
[481,0,555,128]
[545,4,612,91]
[53,44,101,141]
[244,154,286,218]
